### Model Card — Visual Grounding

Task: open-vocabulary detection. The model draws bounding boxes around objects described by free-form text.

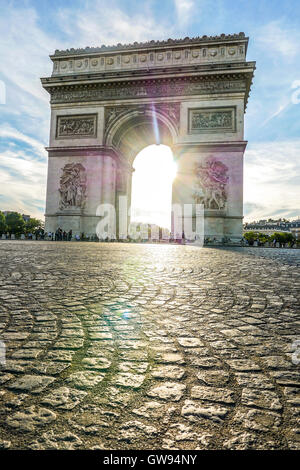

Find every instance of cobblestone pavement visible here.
[0,241,299,450]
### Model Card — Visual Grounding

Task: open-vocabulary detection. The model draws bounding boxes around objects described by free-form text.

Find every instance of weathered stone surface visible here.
[226,359,261,371]
[7,375,55,393]
[41,387,87,409]
[260,356,292,370]
[233,407,281,432]
[177,337,204,348]
[147,382,186,401]
[190,386,235,404]
[2,391,28,408]
[283,387,300,406]
[7,406,57,431]
[196,370,230,386]
[11,349,42,359]
[155,353,185,365]
[115,373,145,389]
[82,357,112,370]
[181,400,229,423]
[118,421,158,441]
[132,401,165,418]
[190,356,222,368]
[151,365,185,379]
[118,362,148,374]
[69,407,111,434]
[0,440,11,449]
[270,371,300,387]
[32,361,70,375]
[223,431,278,450]
[165,422,198,442]
[30,431,83,450]
[47,350,75,362]
[0,373,14,385]
[235,373,275,390]
[66,371,105,389]
[53,338,84,349]
[241,388,282,411]
[0,242,299,449]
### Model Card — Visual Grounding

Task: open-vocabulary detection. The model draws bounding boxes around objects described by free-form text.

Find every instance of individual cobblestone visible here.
[0,241,299,449]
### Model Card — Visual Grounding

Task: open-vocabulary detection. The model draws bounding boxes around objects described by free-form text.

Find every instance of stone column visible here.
[102,156,116,206]
[101,155,116,238]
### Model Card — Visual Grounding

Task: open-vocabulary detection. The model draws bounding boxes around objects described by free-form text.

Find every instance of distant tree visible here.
[270,232,295,245]
[0,211,7,233]
[257,233,270,244]
[5,212,25,235]
[243,232,259,245]
[25,218,44,234]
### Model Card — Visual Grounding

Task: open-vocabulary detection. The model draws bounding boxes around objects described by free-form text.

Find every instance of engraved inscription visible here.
[56,114,97,138]
[189,107,236,133]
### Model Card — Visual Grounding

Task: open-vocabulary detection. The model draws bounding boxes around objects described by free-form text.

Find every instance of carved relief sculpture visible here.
[104,103,180,140]
[59,163,87,210]
[56,115,97,138]
[189,108,235,133]
[193,157,229,210]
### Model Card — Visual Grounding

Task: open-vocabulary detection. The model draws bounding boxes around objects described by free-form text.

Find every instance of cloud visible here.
[0,125,46,160]
[0,148,47,219]
[0,0,175,221]
[256,21,300,60]
[56,0,173,48]
[0,6,57,102]
[244,140,300,221]
[173,0,195,27]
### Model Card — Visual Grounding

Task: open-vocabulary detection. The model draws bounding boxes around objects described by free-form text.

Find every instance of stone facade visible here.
[41,33,255,240]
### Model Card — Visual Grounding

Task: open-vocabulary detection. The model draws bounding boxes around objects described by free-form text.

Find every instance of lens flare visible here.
[131,144,177,230]
[151,103,160,145]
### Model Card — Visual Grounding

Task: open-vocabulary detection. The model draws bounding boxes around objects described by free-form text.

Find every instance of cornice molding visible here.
[46,145,131,169]
[173,141,248,153]
[42,61,255,86]
[42,72,254,109]
[51,33,248,57]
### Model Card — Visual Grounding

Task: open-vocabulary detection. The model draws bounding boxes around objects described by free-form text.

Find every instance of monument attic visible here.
[41,33,255,240]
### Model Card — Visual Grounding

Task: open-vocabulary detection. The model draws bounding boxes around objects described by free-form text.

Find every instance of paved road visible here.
[0,241,299,450]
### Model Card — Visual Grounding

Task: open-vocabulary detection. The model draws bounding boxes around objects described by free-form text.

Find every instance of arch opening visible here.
[130,144,177,231]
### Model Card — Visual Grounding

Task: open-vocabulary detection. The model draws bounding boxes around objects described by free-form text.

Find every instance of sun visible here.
[130,144,177,230]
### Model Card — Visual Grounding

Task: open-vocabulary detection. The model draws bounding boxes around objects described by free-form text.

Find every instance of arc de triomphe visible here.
[41,33,255,240]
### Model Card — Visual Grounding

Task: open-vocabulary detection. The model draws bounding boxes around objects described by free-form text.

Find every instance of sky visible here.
[0,0,299,224]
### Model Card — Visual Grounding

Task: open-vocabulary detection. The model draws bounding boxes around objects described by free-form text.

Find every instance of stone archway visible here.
[103,106,178,232]
[42,33,255,240]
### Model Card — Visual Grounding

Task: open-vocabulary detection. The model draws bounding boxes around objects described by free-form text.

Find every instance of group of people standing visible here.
[47,228,73,241]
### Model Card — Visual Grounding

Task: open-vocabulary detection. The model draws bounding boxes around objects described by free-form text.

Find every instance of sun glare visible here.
[130,144,177,230]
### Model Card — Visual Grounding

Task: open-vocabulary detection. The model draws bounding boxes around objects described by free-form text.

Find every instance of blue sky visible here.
[0,0,299,221]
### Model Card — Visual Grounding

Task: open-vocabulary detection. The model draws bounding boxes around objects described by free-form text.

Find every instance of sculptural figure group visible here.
[193,157,229,210]
[59,163,87,210]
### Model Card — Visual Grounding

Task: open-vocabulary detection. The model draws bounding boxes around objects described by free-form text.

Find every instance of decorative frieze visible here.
[50,79,247,104]
[56,114,97,138]
[51,34,248,76]
[189,107,236,133]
